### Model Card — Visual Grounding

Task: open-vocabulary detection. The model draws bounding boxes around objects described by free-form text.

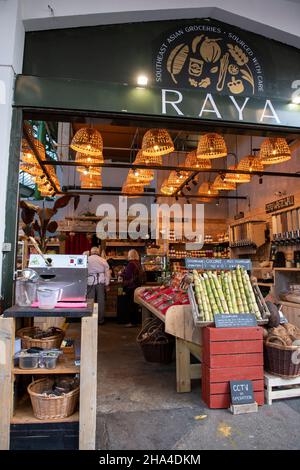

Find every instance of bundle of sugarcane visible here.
[192,266,262,321]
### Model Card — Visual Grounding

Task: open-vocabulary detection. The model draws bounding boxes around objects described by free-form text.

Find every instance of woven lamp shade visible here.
[122,182,144,194]
[21,138,45,164]
[167,170,189,187]
[132,150,155,182]
[198,181,219,197]
[212,175,236,191]
[259,138,291,165]
[142,129,174,157]
[197,133,227,160]
[75,152,103,177]
[238,155,264,172]
[77,165,102,176]
[160,178,177,195]
[39,186,55,197]
[80,173,102,189]
[70,127,103,157]
[185,150,211,170]
[225,165,251,183]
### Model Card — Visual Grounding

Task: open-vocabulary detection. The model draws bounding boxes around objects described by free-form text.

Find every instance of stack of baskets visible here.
[137,318,174,363]
[264,323,300,378]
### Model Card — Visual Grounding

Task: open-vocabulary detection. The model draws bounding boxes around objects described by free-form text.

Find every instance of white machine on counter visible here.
[28,254,88,301]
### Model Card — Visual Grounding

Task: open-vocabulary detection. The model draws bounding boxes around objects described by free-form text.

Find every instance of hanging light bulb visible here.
[259,138,291,165]
[196,133,227,160]
[70,127,103,156]
[142,129,174,157]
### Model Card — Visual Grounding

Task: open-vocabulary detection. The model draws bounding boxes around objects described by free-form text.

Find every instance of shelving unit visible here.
[0,301,98,450]
[273,267,300,328]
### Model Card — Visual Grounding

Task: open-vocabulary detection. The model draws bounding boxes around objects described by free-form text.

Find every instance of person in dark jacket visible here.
[122,249,144,327]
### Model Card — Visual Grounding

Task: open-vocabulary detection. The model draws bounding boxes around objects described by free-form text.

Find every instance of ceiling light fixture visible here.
[137,75,148,86]
[142,128,174,158]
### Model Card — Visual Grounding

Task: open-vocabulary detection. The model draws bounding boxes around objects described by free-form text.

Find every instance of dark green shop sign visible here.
[19,19,300,128]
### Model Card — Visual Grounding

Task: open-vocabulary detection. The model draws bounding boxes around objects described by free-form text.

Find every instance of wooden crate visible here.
[202,363,264,408]
[264,372,300,405]
[202,326,263,368]
[201,327,264,409]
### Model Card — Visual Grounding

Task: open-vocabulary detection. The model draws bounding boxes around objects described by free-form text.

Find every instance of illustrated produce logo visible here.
[155,25,264,95]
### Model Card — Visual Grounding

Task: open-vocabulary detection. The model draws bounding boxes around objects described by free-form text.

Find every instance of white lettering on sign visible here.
[161,89,183,115]
[229,96,249,121]
[260,99,281,123]
[199,93,222,119]
[0,80,6,104]
[233,384,249,392]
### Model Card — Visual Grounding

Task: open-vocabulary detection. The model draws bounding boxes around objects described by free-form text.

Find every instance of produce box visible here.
[201,326,264,408]
[202,363,265,408]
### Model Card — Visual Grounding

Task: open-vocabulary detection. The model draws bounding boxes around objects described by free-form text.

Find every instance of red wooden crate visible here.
[202,390,265,409]
[202,326,263,368]
[201,363,264,409]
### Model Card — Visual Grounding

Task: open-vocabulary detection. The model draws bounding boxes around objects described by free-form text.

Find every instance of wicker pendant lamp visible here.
[185,150,211,170]
[197,133,227,160]
[259,138,291,165]
[224,165,251,184]
[122,181,144,194]
[39,186,55,197]
[70,127,103,157]
[160,178,177,195]
[132,150,155,182]
[142,129,174,157]
[21,138,45,164]
[198,181,219,197]
[212,175,236,191]
[77,165,102,176]
[80,172,102,189]
[167,170,189,188]
[238,155,264,172]
[20,163,44,177]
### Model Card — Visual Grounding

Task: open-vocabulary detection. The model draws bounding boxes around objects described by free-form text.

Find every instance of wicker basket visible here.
[17,327,65,350]
[28,378,79,420]
[136,318,164,344]
[137,319,174,363]
[264,336,300,378]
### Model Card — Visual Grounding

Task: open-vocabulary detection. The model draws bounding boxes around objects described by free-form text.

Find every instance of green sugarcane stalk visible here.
[200,275,213,321]
[208,271,223,314]
[240,268,262,319]
[223,274,233,312]
[203,273,219,318]
[227,271,241,313]
[231,271,245,313]
[236,266,249,312]
[212,272,229,314]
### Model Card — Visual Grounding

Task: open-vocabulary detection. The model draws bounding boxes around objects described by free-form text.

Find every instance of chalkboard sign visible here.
[185,258,252,271]
[230,380,254,405]
[214,314,257,328]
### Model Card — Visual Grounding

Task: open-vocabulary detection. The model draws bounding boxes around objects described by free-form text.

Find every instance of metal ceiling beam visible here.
[44,159,300,178]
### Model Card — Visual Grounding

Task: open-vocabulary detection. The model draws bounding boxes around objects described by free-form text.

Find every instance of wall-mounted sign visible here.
[214,313,257,328]
[265,195,294,213]
[230,380,255,405]
[20,18,300,128]
[185,258,252,271]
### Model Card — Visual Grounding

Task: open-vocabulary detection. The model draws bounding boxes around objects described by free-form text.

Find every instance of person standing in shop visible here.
[87,246,110,325]
[122,249,145,327]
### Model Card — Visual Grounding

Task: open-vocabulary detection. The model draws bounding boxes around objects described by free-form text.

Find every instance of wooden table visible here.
[135,288,202,393]
[0,300,98,450]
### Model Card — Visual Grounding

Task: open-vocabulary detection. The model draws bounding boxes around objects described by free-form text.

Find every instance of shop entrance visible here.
[3,105,300,449]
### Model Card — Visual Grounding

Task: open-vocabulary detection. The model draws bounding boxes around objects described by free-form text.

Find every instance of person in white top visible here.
[87,246,110,325]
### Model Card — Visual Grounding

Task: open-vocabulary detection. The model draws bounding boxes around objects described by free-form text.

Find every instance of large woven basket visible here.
[28,378,79,420]
[137,318,174,363]
[264,336,300,378]
[17,327,65,350]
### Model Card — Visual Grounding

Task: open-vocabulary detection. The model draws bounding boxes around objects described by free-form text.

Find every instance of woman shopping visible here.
[122,249,145,327]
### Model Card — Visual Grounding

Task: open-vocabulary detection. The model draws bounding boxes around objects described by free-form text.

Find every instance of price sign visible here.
[214,314,257,328]
[185,258,252,271]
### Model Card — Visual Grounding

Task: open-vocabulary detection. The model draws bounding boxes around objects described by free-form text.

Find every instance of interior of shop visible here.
[6,112,300,449]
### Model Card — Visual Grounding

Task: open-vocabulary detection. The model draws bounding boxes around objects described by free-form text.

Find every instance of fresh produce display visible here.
[140,286,189,315]
[192,266,262,321]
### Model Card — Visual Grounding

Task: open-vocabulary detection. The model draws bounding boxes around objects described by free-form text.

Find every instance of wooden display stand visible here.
[135,288,202,393]
[0,301,98,450]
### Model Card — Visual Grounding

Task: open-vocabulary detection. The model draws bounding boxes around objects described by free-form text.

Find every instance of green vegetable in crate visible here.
[230,271,245,313]
[203,273,219,316]
[239,266,262,319]
[235,265,249,312]
[211,271,229,314]
[226,271,239,313]
[200,275,213,321]
[207,271,223,313]
[223,273,233,312]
